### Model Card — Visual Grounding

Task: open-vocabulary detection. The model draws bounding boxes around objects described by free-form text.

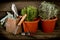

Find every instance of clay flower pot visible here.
[41,18,57,33]
[5,17,22,34]
[23,18,40,33]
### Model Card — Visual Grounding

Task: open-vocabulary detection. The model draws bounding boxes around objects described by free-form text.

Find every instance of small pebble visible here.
[21,33,25,35]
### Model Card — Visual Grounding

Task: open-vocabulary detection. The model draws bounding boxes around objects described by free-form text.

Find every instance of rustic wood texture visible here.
[0,1,40,11]
[0,11,7,19]
[0,27,60,39]
[0,1,60,11]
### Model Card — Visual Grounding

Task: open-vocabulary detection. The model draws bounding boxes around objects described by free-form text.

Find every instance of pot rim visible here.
[23,18,40,23]
[41,17,57,21]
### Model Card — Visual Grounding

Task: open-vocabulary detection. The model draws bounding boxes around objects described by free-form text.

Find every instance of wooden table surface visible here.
[0,26,60,40]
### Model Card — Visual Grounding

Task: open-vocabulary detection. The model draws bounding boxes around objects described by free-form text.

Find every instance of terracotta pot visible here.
[41,18,57,33]
[5,17,22,34]
[23,18,40,33]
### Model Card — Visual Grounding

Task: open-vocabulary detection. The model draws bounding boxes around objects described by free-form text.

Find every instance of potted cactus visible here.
[39,1,58,33]
[21,6,40,34]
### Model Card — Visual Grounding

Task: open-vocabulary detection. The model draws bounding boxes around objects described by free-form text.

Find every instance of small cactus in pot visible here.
[21,6,40,34]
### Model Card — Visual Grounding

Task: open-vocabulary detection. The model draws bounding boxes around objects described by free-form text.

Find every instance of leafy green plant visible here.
[21,6,37,21]
[39,1,58,20]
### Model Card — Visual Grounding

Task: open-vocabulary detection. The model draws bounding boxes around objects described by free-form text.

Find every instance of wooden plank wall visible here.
[0,1,40,11]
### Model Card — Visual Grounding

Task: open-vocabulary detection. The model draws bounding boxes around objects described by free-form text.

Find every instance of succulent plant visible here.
[39,1,58,20]
[21,6,37,21]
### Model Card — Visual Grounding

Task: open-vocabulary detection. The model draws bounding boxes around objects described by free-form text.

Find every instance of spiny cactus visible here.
[39,1,58,20]
[21,6,37,21]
